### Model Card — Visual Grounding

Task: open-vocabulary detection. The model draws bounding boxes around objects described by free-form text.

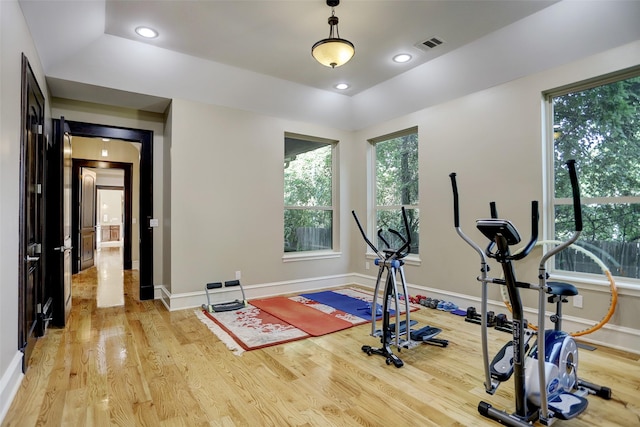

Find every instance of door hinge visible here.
[37,183,42,194]
[37,125,43,135]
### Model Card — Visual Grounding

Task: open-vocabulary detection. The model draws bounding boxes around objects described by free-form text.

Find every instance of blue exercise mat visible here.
[300,290,398,320]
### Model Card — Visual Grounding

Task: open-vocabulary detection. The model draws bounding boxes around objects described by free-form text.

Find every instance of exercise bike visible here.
[352,207,447,368]
[449,160,610,426]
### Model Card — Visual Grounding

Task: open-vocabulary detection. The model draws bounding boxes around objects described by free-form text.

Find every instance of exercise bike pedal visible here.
[490,341,515,382]
[489,340,530,382]
[547,392,589,420]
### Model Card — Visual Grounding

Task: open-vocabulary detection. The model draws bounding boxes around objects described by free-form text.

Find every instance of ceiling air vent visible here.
[418,36,445,50]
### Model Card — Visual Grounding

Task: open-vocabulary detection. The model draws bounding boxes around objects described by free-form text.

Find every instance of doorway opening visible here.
[64,121,154,300]
[72,159,133,273]
[97,184,125,250]
[48,119,154,331]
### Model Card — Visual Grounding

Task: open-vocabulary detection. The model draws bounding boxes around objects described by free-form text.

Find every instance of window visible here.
[547,69,640,282]
[370,127,419,255]
[284,133,336,253]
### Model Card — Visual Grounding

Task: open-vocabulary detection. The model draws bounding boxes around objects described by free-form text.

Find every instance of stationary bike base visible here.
[478,401,536,427]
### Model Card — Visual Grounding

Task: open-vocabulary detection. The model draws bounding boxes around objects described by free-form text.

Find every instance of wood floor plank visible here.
[3,251,639,426]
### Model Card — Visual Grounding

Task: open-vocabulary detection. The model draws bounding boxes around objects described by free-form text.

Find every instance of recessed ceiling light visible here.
[393,53,412,63]
[135,26,158,39]
[335,83,349,90]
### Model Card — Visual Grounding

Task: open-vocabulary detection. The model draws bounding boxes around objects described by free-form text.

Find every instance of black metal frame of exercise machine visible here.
[450,160,610,426]
[352,207,447,368]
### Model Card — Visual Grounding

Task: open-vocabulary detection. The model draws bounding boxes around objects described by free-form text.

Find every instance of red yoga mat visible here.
[250,296,353,336]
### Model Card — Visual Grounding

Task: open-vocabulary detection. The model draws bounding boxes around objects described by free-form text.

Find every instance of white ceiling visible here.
[18,0,640,130]
[102,0,555,94]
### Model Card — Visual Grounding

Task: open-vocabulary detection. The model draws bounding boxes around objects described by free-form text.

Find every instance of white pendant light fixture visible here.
[312,0,354,68]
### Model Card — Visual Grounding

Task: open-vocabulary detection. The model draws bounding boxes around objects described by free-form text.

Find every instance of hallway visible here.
[74,246,127,308]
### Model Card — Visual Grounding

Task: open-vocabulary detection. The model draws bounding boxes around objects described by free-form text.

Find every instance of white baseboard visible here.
[155,274,354,311]
[351,274,640,355]
[0,352,24,425]
[155,272,640,355]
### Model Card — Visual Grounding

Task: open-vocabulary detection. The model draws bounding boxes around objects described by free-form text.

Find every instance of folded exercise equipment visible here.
[202,279,247,313]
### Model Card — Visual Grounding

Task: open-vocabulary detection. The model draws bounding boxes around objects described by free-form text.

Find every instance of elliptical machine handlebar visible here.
[539,159,583,266]
[490,202,498,219]
[452,160,580,263]
[514,201,539,260]
[450,173,461,228]
[567,159,583,232]
[353,211,384,259]
[449,172,488,263]
[450,172,539,262]
[352,206,412,259]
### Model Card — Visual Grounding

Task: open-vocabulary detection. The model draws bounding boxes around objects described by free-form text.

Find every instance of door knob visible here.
[26,256,40,262]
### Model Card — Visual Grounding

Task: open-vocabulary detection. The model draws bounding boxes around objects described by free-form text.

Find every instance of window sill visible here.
[282,251,342,263]
[549,272,640,298]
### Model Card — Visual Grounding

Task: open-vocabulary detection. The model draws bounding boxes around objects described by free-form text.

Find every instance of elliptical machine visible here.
[352,207,447,368]
[449,160,610,426]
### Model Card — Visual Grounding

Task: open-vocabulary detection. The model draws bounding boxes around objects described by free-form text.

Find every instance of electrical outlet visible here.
[573,295,583,308]
[365,262,370,270]
[235,271,241,280]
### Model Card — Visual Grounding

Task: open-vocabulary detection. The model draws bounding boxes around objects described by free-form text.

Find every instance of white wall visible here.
[0,0,51,419]
[98,190,123,226]
[166,99,353,303]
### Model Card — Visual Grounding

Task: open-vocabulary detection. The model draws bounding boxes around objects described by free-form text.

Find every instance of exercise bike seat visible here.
[547,281,578,297]
[547,392,589,420]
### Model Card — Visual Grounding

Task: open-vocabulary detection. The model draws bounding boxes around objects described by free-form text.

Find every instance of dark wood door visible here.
[19,54,45,371]
[47,118,73,326]
[79,168,96,271]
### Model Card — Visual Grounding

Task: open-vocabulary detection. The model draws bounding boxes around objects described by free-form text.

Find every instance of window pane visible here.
[376,208,419,255]
[376,133,418,206]
[284,142,332,206]
[553,76,640,199]
[555,203,640,279]
[284,209,332,252]
[551,73,640,281]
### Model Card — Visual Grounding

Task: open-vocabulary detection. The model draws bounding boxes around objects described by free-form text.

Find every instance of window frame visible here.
[282,132,340,262]
[543,66,640,293]
[368,126,420,265]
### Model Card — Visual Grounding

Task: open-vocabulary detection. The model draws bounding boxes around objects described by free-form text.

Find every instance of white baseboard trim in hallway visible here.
[0,352,24,425]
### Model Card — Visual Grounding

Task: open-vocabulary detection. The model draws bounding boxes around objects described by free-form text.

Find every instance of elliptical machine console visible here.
[450,160,610,426]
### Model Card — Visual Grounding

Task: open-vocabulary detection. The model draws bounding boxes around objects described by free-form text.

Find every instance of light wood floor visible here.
[3,250,639,426]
